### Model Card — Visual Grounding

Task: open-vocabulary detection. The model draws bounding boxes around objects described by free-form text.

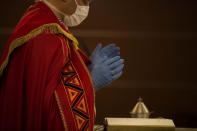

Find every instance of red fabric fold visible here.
[0,2,94,131]
[0,33,65,130]
[0,2,95,131]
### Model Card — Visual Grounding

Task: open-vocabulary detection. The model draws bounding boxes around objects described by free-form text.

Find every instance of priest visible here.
[0,0,124,130]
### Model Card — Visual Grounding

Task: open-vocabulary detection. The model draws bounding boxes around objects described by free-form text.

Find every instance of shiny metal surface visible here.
[130,98,150,118]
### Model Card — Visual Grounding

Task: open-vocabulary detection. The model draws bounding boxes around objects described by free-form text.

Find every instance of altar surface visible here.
[93,125,197,131]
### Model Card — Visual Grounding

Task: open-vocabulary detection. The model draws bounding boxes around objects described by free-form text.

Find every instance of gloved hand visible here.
[100,43,120,59]
[89,43,120,71]
[90,51,124,91]
[91,56,124,91]
[89,44,105,71]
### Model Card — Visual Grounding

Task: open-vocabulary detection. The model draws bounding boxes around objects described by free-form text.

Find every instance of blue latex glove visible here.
[89,43,120,71]
[91,55,124,91]
[89,44,105,71]
[100,43,120,58]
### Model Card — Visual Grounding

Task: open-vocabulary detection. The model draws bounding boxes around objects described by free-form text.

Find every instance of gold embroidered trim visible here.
[78,49,97,119]
[74,48,97,122]
[69,60,92,128]
[54,90,68,131]
[0,23,78,76]
[61,80,78,129]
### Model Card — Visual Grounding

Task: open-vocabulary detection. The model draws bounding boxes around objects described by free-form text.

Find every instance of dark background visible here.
[0,0,197,128]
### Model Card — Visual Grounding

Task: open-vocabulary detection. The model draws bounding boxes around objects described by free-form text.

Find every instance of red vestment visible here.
[0,2,95,131]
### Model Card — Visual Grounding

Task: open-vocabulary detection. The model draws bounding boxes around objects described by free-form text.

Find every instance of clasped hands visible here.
[89,43,124,92]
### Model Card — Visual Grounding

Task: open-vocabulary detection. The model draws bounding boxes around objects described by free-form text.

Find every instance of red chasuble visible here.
[0,2,95,131]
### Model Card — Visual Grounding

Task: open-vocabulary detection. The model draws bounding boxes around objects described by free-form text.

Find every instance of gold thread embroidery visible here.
[73,49,96,125]
[62,60,92,130]
[61,80,78,129]
[54,90,68,131]
[78,49,97,120]
[0,23,79,76]
[60,51,94,130]
[70,60,92,128]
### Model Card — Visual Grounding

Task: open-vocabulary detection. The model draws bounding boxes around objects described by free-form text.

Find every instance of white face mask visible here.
[43,0,89,27]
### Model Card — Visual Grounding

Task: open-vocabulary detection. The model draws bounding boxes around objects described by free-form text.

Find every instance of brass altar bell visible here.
[130,97,150,118]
